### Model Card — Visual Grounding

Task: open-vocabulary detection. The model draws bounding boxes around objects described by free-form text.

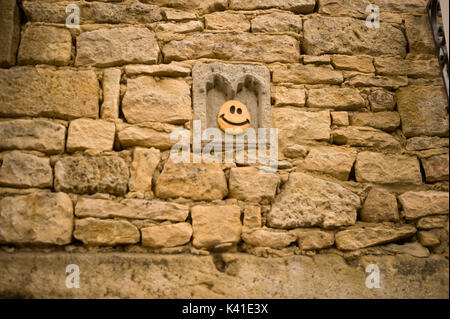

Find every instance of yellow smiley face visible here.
[217,100,251,135]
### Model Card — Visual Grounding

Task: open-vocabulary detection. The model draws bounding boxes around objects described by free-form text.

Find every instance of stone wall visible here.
[0,0,448,298]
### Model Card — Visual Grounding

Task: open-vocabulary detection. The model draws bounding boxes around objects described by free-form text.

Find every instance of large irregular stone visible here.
[272,64,343,84]
[229,0,316,13]
[101,68,121,120]
[405,15,435,55]
[0,119,66,155]
[76,27,160,67]
[229,167,280,204]
[418,231,440,247]
[397,86,449,137]
[332,126,401,150]
[272,86,306,107]
[251,12,303,33]
[163,33,300,63]
[268,172,360,229]
[331,55,375,73]
[368,90,396,112]
[155,21,204,39]
[155,159,228,201]
[360,188,399,222]
[122,77,191,125]
[307,87,364,111]
[140,0,227,14]
[349,112,401,132]
[331,111,349,126]
[0,151,52,188]
[18,25,72,66]
[54,156,129,195]
[191,205,242,249]
[242,228,297,249]
[293,228,335,250]
[205,12,250,31]
[129,147,160,193]
[421,154,449,182]
[406,137,449,151]
[74,218,140,246]
[355,151,422,184]
[243,205,262,229]
[0,67,99,120]
[349,74,408,90]
[303,16,406,57]
[374,57,440,78]
[417,215,448,230]
[141,223,192,248]
[117,125,177,150]
[66,119,116,153]
[398,191,449,220]
[0,0,20,67]
[336,223,417,250]
[0,193,73,245]
[76,197,189,222]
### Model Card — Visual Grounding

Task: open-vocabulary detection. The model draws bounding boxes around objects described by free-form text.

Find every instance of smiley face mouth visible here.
[219,114,250,126]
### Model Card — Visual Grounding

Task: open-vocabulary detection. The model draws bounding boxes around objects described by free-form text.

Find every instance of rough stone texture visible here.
[268,172,360,229]
[335,223,417,250]
[301,146,357,180]
[163,33,300,63]
[191,205,242,249]
[418,231,440,247]
[0,67,99,120]
[374,57,440,78]
[0,151,52,189]
[0,0,20,67]
[155,159,228,201]
[163,8,197,21]
[155,21,203,36]
[417,215,448,230]
[129,147,160,193]
[141,0,227,14]
[230,0,316,13]
[349,112,401,132]
[117,125,177,150]
[243,205,262,229]
[406,137,449,151]
[242,228,297,249]
[141,223,192,248]
[331,111,349,126]
[397,86,449,137]
[398,191,449,220]
[66,119,116,153]
[368,90,396,112]
[101,68,121,120]
[273,86,306,107]
[0,193,73,245]
[74,218,140,246]
[349,74,408,90]
[205,12,250,31]
[355,152,422,184]
[360,188,399,222]
[125,63,190,77]
[18,25,72,66]
[272,64,343,84]
[284,145,308,159]
[0,119,66,155]
[332,126,401,150]
[228,167,280,204]
[405,15,435,55]
[421,154,449,182]
[303,55,331,64]
[251,12,302,33]
[293,228,335,250]
[76,27,160,67]
[303,17,406,57]
[122,77,191,124]
[383,242,430,258]
[331,55,375,73]
[54,156,129,196]
[307,87,364,111]
[319,0,427,16]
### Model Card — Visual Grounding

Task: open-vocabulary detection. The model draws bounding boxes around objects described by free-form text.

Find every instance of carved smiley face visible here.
[217,100,251,135]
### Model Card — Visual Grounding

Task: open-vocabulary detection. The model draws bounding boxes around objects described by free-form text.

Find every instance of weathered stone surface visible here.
[405,15,435,55]
[302,146,357,180]
[74,218,140,246]
[76,197,189,222]
[54,156,129,195]
[273,86,306,107]
[122,77,191,124]
[349,74,408,89]
[66,119,116,153]
[141,0,227,14]
[284,145,308,159]
[368,90,396,112]
[355,152,422,184]
[125,63,190,77]
[18,25,71,66]
[205,12,250,31]
[307,87,364,110]
[303,17,406,57]
[331,55,374,73]
[332,126,401,150]
[303,55,331,64]
[272,64,343,84]
[406,137,449,151]
[229,0,316,13]
[0,193,73,245]
[101,68,121,120]
[229,167,280,204]
[242,228,296,249]
[383,242,430,258]
[331,111,349,126]
[142,223,192,248]
[418,231,440,247]
[155,159,228,201]
[360,188,399,223]
[397,86,449,137]
[129,147,160,193]
[293,228,334,250]
[251,12,302,33]
[0,151,52,189]
[374,57,440,78]
[349,112,401,132]
[155,21,203,40]
[117,125,177,150]
[0,119,66,155]
[163,8,197,21]
[417,215,448,230]
[163,33,300,63]
[0,67,99,120]
[76,27,160,67]
[268,172,360,229]
[191,205,242,249]
[336,223,417,250]
[243,205,262,229]
[399,191,449,220]
[421,154,449,182]
[0,0,20,67]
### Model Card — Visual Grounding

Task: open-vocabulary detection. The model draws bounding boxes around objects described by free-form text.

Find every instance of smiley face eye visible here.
[230,105,235,114]
[237,108,242,114]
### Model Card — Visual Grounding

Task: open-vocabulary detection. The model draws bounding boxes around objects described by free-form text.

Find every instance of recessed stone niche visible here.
[192,62,271,144]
